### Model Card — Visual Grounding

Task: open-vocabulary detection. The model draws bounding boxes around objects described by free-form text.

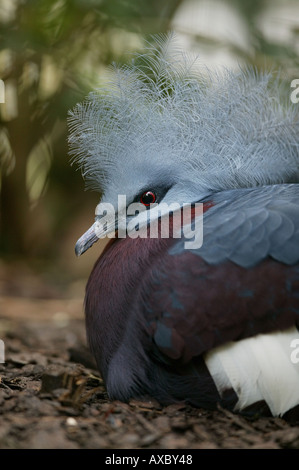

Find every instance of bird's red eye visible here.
[140,191,156,206]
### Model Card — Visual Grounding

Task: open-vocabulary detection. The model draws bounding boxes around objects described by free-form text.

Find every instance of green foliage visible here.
[0,0,181,258]
[0,0,298,267]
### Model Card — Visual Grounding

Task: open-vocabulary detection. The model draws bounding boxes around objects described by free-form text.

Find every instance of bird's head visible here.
[69,34,299,256]
[72,150,202,256]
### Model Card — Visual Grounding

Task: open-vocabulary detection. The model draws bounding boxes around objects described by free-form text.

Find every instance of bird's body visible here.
[69,35,299,419]
[85,185,299,419]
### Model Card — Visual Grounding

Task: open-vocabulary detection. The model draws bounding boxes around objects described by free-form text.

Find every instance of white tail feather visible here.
[205,326,299,416]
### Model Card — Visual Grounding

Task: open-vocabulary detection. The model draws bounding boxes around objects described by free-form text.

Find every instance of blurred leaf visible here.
[0,126,15,175]
[0,0,299,266]
[0,0,182,259]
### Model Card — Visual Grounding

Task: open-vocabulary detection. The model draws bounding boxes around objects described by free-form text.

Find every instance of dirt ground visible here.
[1,262,299,450]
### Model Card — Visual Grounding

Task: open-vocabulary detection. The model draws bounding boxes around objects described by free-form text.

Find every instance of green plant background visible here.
[0,0,298,287]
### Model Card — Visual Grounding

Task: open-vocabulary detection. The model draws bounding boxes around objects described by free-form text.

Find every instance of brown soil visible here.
[1,265,299,450]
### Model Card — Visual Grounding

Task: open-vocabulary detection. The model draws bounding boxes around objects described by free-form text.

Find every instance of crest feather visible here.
[68,34,299,193]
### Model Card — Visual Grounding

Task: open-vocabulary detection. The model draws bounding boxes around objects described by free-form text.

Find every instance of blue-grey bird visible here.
[69,35,299,420]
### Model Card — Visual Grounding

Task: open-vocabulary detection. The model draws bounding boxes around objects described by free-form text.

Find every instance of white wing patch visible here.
[205,326,299,416]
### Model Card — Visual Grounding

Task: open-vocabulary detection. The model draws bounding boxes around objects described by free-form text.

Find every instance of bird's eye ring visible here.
[140,191,156,206]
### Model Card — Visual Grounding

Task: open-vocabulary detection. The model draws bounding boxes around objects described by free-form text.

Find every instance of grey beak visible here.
[75,223,99,257]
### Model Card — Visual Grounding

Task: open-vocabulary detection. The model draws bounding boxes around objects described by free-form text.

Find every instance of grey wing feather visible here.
[172,184,299,268]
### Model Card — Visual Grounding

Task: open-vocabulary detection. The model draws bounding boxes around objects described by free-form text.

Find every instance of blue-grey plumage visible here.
[69,34,299,420]
[171,184,299,267]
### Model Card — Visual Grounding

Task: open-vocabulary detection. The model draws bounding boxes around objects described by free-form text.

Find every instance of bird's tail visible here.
[204,326,299,417]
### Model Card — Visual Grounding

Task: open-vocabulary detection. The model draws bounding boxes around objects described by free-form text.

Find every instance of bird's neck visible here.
[85,231,174,378]
[84,202,215,378]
